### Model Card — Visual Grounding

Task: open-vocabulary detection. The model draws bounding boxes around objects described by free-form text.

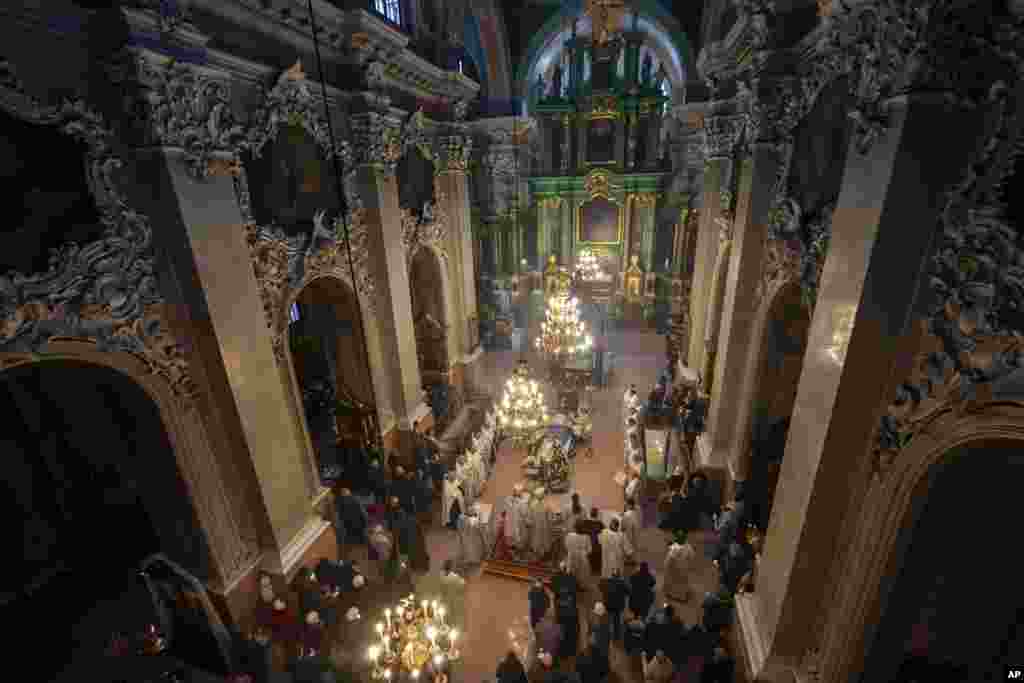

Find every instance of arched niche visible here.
[861,438,1024,681]
[284,275,377,483]
[409,245,450,381]
[1,358,226,679]
[242,122,341,235]
[0,106,102,275]
[746,281,811,534]
[819,407,1024,683]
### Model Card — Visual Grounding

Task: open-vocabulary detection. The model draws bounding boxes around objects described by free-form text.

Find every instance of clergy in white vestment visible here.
[443,475,464,529]
[598,518,633,579]
[621,500,641,556]
[564,492,587,533]
[507,485,529,549]
[662,541,697,602]
[457,512,485,566]
[528,487,552,559]
[564,527,592,585]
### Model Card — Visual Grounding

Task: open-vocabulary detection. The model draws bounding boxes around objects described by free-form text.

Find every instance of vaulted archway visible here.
[285,275,377,487]
[409,245,451,429]
[861,439,1024,681]
[1,359,223,680]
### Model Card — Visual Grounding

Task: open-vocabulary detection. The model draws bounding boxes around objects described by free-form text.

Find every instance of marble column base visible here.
[735,594,798,682]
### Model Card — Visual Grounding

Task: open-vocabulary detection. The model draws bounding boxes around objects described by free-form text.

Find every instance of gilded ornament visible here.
[584,170,612,199]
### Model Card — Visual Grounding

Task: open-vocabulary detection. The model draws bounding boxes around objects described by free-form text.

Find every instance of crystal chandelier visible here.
[535,292,593,358]
[496,360,548,442]
[368,594,460,682]
[575,249,603,282]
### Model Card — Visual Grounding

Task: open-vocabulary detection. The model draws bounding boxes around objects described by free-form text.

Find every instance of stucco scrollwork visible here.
[401,195,450,262]
[761,198,835,310]
[0,93,195,403]
[350,112,402,173]
[873,82,1024,476]
[243,61,348,163]
[752,0,1023,158]
[135,56,247,182]
[701,114,745,160]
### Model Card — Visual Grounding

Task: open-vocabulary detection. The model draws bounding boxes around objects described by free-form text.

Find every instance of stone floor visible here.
[415,331,723,683]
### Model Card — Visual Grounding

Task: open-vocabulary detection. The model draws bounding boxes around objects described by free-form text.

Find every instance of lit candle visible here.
[384,670,392,681]
[438,607,446,626]
[427,626,437,648]
[385,609,391,629]
[411,670,420,680]
[369,646,380,664]
[376,623,384,636]
[450,629,458,643]
[383,636,391,655]
[421,599,428,615]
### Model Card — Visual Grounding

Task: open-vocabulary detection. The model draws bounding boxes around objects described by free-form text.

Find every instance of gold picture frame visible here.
[576,196,624,245]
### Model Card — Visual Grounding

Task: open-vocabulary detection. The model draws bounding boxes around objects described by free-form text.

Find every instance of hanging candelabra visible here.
[496,360,548,444]
[368,594,460,682]
[574,249,603,282]
[535,292,593,359]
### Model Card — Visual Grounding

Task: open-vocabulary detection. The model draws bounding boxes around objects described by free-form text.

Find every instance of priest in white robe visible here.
[443,475,464,529]
[598,518,633,579]
[528,487,552,559]
[457,512,485,567]
[620,500,641,557]
[564,526,592,585]
[507,485,530,549]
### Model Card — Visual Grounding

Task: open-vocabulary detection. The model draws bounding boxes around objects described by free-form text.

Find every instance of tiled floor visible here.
[419,331,722,683]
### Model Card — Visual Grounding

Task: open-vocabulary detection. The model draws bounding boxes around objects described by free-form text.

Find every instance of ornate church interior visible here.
[4,0,1024,682]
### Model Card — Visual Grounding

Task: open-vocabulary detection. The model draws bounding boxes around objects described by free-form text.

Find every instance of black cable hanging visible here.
[305,0,382,452]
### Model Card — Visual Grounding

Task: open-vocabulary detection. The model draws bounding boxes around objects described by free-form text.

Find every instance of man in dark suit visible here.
[576,507,606,575]
[528,580,550,630]
[599,569,630,642]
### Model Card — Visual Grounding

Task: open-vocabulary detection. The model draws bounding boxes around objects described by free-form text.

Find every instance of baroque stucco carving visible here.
[0,91,195,403]
[135,55,247,182]
[873,82,1024,475]
[401,195,450,262]
[761,199,835,311]
[701,114,745,160]
[244,205,375,364]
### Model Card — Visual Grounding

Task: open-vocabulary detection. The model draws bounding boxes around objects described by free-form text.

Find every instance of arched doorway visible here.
[862,439,1024,681]
[703,243,731,393]
[747,282,810,533]
[409,246,451,430]
[1,360,224,680]
[287,276,376,485]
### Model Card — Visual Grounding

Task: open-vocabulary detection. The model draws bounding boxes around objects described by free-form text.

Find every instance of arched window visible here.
[290,302,301,324]
[373,0,401,24]
[660,80,670,98]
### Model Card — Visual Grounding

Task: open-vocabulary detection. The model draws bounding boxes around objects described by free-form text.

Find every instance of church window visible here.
[458,59,464,74]
[660,80,670,97]
[373,0,401,24]
[290,302,301,323]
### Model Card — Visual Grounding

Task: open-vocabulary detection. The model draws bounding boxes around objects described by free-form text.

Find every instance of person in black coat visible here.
[717,534,755,595]
[599,569,630,642]
[551,562,578,604]
[701,645,736,683]
[333,487,368,549]
[629,562,657,621]
[496,650,528,683]
[554,590,579,659]
[623,611,647,656]
[577,508,606,576]
[701,591,735,634]
[713,500,746,563]
[645,604,684,661]
[528,580,551,629]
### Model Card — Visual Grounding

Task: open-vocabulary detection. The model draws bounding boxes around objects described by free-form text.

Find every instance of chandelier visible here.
[368,594,460,682]
[575,249,603,282]
[535,292,593,358]
[496,360,548,442]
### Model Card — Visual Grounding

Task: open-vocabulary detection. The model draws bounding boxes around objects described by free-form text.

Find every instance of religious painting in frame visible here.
[577,196,623,245]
